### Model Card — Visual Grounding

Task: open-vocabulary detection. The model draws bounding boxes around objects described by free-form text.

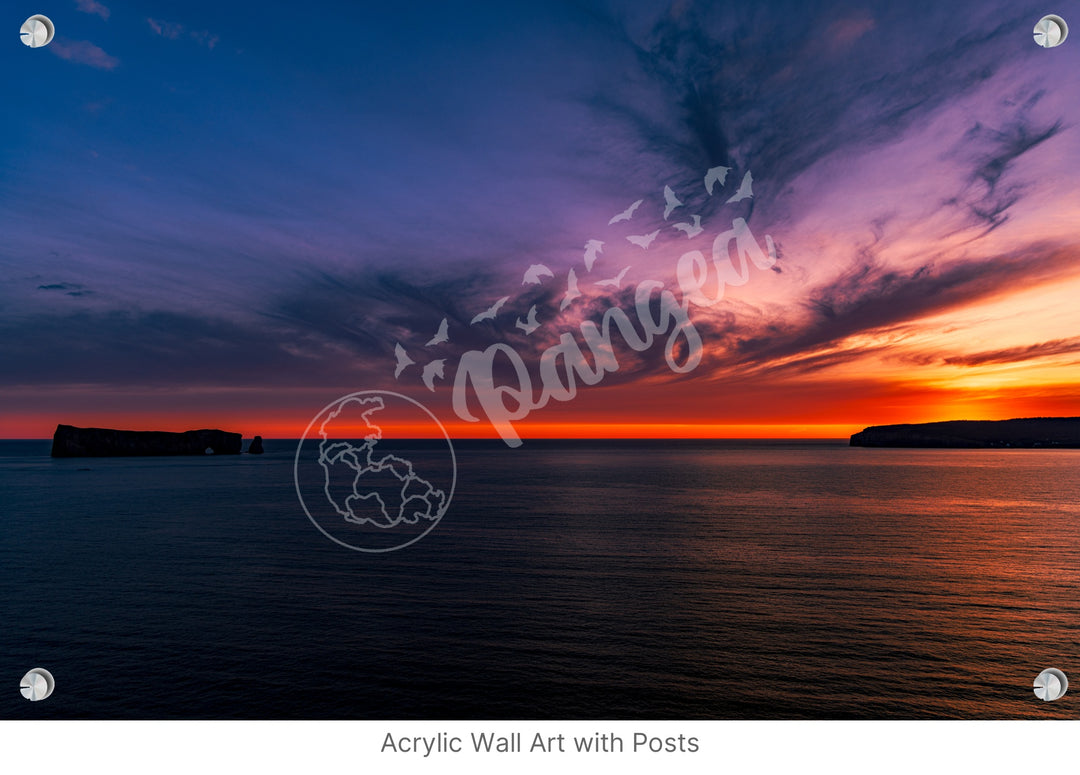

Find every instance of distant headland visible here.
[850,417,1080,448]
[51,424,251,457]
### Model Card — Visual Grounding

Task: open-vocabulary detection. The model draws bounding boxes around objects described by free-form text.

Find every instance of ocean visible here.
[1,439,1078,719]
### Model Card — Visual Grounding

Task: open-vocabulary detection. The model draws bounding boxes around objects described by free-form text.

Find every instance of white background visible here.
[4,719,1077,774]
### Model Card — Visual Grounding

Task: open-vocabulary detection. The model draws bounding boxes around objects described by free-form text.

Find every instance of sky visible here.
[2,0,1079,440]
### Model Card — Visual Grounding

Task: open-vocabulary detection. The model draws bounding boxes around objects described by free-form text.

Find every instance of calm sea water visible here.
[1,439,1078,719]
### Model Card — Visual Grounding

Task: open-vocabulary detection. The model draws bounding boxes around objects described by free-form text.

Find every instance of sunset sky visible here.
[2,0,1078,440]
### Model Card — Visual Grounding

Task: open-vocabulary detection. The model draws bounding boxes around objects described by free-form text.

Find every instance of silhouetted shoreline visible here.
[850,417,1080,448]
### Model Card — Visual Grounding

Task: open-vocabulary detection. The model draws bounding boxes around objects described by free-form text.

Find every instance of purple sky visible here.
[2,1,1079,438]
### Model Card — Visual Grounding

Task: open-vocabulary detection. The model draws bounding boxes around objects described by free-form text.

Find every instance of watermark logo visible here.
[301,165,776,549]
[294,391,456,553]
[391,164,777,447]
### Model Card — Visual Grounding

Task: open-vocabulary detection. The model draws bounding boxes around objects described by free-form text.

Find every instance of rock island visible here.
[51,424,244,457]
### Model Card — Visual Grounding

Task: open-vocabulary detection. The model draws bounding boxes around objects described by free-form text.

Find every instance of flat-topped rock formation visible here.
[51,424,243,457]
[850,417,1080,448]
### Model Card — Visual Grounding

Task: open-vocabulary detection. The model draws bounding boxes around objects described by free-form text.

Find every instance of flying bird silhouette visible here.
[560,268,582,311]
[425,318,449,346]
[522,263,555,285]
[704,165,731,195]
[726,171,753,203]
[393,343,415,379]
[608,199,643,225]
[421,359,446,391]
[626,230,660,249]
[673,215,703,238]
[470,296,510,325]
[595,266,631,288]
[583,240,604,271]
[663,186,683,220]
[515,305,541,335]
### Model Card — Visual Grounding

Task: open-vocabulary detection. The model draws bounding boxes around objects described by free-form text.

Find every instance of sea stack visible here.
[248,436,265,454]
[51,425,243,457]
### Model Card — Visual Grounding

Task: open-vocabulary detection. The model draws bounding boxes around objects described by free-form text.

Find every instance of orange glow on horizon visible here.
[6,406,1076,441]
[2,416,859,440]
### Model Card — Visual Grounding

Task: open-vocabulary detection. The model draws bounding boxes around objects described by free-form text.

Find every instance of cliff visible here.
[850,417,1080,448]
[51,425,243,457]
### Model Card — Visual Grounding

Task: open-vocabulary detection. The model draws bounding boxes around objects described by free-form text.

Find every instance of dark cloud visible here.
[542,0,1076,391]
[257,230,1079,395]
[37,283,81,291]
[943,90,1063,232]
[36,282,93,298]
[942,336,1080,367]
[8,248,705,394]
[583,0,1046,215]
[263,263,681,393]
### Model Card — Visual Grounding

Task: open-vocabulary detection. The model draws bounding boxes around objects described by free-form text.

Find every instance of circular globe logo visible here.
[294,391,456,552]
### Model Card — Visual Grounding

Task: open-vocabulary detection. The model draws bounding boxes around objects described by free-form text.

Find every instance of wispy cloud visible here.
[190,30,220,50]
[614,232,1077,393]
[148,18,219,49]
[50,39,119,70]
[75,0,110,20]
[147,18,183,39]
[943,93,1063,232]
[37,282,93,298]
[942,336,1080,367]
[0,307,353,388]
[823,14,876,52]
[584,3,1037,213]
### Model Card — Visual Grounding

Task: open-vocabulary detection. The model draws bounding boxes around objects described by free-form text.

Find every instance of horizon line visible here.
[2,435,853,442]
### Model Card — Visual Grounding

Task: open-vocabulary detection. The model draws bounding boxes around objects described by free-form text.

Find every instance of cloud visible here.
[823,14,876,52]
[75,0,110,20]
[0,307,368,388]
[942,337,1080,367]
[190,30,220,50]
[148,18,219,48]
[719,244,1076,376]
[561,4,1075,386]
[147,18,184,39]
[943,92,1063,232]
[583,3,1038,214]
[37,282,93,298]
[256,260,685,397]
[49,39,119,70]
